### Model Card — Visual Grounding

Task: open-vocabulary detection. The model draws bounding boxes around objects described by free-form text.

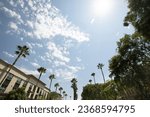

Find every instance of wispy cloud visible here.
[31,62,40,68]
[0,0,89,80]
[18,66,39,77]
[1,0,89,42]
[47,41,70,63]
[3,51,14,58]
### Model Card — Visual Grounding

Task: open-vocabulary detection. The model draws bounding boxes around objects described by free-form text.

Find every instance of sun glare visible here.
[91,0,114,17]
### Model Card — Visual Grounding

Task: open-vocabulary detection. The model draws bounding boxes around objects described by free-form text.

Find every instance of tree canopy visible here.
[109,33,150,99]
[124,0,150,39]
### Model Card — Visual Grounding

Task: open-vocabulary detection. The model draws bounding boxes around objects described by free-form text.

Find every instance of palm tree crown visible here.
[59,87,63,94]
[49,74,55,90]
[54,83,59,92]
[37,67,46,80]
[89,79,92,84]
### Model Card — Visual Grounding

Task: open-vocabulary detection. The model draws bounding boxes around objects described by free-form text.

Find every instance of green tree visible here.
[81,81,118,100]
[109,33,150,99]
[47,92,62,100]
[124,0,150,39]
[49,74,55,90]
[97,63,106,83]
[54,83,59,92]
[71,78,78,100]
[91,73,96,84]
[0,45,29,86]
[5,88,27,100]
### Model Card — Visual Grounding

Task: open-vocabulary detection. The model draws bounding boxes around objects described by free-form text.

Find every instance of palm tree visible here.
[37,67,46,81]
[71,78,78,100]
[34,67,46,99]
[89,79,92,84]
[0,45,29,86]
[49,74,55,90]
[62,91,66,99]
[64,93,67,100]
[97,63,105,83]
[59,87,63,95]
[91,73,96,84]
[54,83,59,92]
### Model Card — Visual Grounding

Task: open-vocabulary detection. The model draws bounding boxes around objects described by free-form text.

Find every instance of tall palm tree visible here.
[64,93,67,100]
[59,87,63,95]
[54,83,59,92]
[37,67,46,81]
[36,67,46,88]
[97,63,106,83]
[91,73,96,84]
[49,74,55,90]
[89,79,92,84]
[0,45,29,85]
[62,91,66,99]
[71,78,78,100]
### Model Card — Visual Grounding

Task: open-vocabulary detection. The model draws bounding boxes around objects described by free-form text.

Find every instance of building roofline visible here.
[0,59,46,86]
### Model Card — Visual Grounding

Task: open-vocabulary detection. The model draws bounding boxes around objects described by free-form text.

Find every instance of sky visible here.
[0,0,134,99]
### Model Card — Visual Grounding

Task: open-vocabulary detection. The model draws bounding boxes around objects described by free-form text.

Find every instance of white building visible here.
[0,59,50,99]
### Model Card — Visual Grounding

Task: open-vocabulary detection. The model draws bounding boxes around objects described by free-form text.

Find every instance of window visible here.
[13,78,22,90]
[27,85,33,97]
[22,81,27,88]
[37,87,40,93]
[1,73,13,89]
[33,85,36,92]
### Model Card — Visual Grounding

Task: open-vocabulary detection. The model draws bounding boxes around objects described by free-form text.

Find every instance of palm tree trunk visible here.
[55,87,58,92]
[100,68,105,83]
[93,76,96,84]
[0,53,22,86]
[49,79,52,90]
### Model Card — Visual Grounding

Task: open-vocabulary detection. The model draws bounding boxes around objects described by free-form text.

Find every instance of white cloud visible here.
[1,6,23,23]
[3,51,14,58]
[47,42,70,63]
[3,0,89,42]
[8,22,18,31]
[18,66,39,77]
[31,62,40,68]
[0,0,89,81]
[76,57,82,62]
[55,69,76,80]
[26,42,33,49]
[54,65,84,80]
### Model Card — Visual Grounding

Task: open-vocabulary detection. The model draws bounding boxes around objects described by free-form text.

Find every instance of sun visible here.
[91,0,114,17]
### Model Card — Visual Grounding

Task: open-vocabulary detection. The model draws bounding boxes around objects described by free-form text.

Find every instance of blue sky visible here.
[0,0,134,99]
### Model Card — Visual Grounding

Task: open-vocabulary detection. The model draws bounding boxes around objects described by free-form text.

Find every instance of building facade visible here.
[0,59,50,99]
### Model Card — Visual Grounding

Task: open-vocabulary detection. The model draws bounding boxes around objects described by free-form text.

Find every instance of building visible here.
[0,59,50,99]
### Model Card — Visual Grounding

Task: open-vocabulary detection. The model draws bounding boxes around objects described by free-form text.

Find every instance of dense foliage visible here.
[47,92,62,100]
[81,81,118,100]
[124,0,150,39]
[109,33,150,99]
[5,88,27,100]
